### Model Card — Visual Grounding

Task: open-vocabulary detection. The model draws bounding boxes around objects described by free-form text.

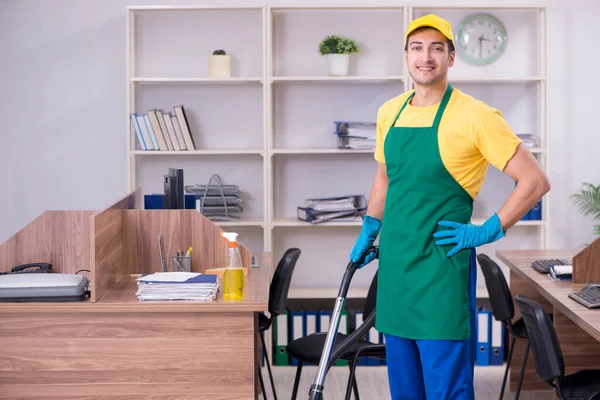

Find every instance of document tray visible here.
[0,274,89,302]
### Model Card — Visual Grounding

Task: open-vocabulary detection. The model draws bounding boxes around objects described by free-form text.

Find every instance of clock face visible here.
[455,13,507,65]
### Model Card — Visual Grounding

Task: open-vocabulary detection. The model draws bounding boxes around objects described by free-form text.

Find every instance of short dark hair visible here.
[404,26,455,54]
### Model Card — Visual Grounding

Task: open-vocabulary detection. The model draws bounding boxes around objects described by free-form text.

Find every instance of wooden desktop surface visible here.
[0,253,271,313]
[496,249,600,341]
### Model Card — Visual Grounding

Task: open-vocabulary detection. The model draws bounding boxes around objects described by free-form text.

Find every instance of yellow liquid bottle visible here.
[222,232,245,301]
[223,268,244,300]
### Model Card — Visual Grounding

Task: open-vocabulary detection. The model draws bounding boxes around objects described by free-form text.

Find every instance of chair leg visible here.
[515,340,530,400]
[345,354,361,400]
[291,361,303,400]
[499,336,517,400]
[258,361,267,400]
[260,332,278,400]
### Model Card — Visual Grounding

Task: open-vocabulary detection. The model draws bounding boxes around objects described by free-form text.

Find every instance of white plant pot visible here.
[208,55,231,78]
[326,54,350,76]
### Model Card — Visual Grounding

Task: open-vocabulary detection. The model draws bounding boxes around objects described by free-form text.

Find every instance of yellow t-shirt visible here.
[374,88,523,199]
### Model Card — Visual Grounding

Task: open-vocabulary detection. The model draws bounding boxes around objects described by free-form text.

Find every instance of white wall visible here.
[1,0,599,252]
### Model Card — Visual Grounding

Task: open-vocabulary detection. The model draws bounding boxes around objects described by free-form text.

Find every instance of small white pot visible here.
[326,53,350,76]
[208,55,231,78]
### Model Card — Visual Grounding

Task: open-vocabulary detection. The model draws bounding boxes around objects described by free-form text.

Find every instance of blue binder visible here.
[529,199,542,220]
[290,310,305,366]
[476,309,491,366]
[490,317,504,366]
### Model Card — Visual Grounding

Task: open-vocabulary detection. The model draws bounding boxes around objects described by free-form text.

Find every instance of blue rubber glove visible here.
[433,213,505,257]
[350,215,382,268]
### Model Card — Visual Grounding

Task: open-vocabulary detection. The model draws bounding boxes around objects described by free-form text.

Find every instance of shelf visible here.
[130,149,263,156]
[288,286,489,299]
[271,76,404,83]
[271,148,374,155]
[449,77,546,83]
[288,287,368,299]
[128,5,263,12]
[529,147,545,154]
[131,77,263,83]
[213,219,264,227]
[271,218,362,227]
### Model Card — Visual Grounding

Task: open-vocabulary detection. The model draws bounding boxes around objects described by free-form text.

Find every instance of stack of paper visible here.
[297,195,367,224]
[136,272,220,301]
[334,121,376,150]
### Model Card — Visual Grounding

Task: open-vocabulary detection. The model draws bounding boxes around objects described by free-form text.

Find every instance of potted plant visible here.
[208,49,231,78]
[318,35,360,76]
[572,182,600,236]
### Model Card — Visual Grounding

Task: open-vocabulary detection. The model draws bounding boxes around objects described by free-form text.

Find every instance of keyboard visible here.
[531,259,570,274]
[568,286,600,309]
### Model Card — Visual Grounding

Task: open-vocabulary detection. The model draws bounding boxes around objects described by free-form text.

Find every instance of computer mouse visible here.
[583,284,600,291]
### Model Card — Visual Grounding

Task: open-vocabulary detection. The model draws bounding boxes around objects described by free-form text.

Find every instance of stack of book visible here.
[297,195,367,224]
[334,121,376,150]
[136,272,219,301]
[186,174,244,221]
[130,104,196,151]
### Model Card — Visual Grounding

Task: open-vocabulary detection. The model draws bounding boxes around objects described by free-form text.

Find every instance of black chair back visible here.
[269,248,301,317]
[362,270,378,322]
[514,294,565,383]
[477,254,514,322]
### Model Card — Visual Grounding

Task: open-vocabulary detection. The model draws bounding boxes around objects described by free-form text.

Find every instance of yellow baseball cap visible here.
[406,14,454,44]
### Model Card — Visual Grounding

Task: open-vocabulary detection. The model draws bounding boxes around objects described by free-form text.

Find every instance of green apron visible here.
[376,84,474,341]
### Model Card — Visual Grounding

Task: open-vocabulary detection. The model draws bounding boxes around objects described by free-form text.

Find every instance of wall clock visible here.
[454,13,507,65]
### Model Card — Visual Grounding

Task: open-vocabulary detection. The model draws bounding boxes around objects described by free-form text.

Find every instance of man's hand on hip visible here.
[433,213,505,257]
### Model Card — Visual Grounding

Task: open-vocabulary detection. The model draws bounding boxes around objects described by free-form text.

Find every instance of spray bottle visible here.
[221,232,244,300]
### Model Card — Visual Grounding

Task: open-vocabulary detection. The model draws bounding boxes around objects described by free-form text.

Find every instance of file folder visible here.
[305,311,318,336]
[368,326,382,366]
[490,318,504,366]
[476,310,491,366]
[290,310,305,366]
[335,311,349,366]
[354,312,368,366]
[529,199,542,220]
[318,309,331,333]
[274,312,289,366]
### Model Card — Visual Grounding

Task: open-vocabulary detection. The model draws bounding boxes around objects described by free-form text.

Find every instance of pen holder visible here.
[172,256,191,273]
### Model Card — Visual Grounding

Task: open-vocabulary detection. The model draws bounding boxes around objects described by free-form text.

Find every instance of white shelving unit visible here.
[126,4,547,301]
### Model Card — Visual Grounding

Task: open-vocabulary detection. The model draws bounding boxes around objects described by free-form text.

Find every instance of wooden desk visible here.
[0,255,272,400]
[497,249,600,392]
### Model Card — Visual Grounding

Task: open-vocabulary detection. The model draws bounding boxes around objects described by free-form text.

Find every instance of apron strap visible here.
[389,84,453,129]
[432,84,453,128]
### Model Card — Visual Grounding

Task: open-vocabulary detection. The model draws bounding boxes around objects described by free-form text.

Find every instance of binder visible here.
[290,311,305,366]
[305,311,318,337]
[274,312,289,366]
[529,199,542,220]
[476,309,491,366]
[318,309,331,333]
[334,311,349,366]
[490,318,504,366]
[367,326,382,366]
[354,312,368,366]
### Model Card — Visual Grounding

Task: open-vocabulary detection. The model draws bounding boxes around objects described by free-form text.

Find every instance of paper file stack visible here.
[186,174,244,221]
[136,272,220,301]
[297,195,367,224]
[334,121,376,150]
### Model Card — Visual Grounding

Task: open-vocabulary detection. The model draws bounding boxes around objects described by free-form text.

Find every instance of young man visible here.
[349,14,550,399]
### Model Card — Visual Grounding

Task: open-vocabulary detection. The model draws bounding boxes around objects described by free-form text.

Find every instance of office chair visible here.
[286,271,386,400]
[514,295,600,399]
[257,248,301,400]
[477,253,533,400]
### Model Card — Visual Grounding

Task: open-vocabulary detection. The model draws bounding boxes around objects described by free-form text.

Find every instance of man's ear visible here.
[448,50,455,67]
